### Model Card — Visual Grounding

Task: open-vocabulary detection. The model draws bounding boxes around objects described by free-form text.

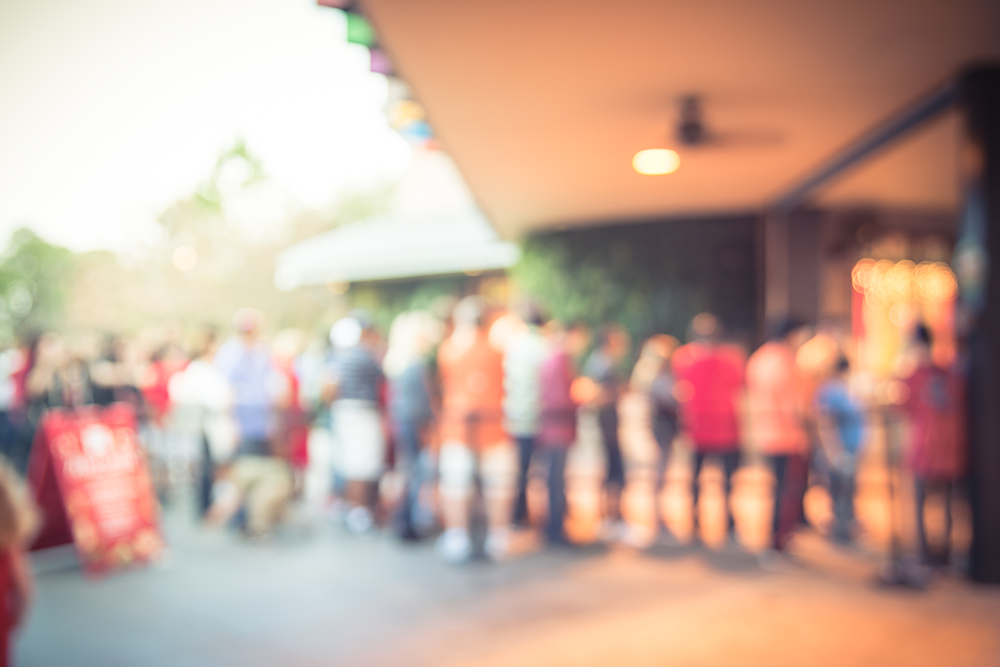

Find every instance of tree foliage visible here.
[0,228,75,340]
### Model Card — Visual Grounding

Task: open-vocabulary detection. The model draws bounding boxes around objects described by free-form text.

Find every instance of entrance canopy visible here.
[274,206,519,290]
[363,0,1000,236]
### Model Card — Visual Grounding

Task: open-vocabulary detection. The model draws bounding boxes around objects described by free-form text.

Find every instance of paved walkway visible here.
[21,396,998,665]
[22,497,1000,667]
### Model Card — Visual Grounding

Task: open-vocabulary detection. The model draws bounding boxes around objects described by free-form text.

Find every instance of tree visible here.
[0,228,75,341]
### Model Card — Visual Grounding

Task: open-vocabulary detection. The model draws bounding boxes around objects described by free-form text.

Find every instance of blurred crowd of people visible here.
[0,297,967,572]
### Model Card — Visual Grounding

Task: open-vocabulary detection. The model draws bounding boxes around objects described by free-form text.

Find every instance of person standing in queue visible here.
[583,324,631,541]
[168,330,235,519]
[383,310,441,541]
[902,325,966,568]
[536,320,579,546]
[813,356,867,545]
[435,297,513,563]
[327,312,386,537]
[633,335,681,542]
[746,320,811,557]
[673,313,745,547]
[214,309,292,539]
[0,460,37,667]
[503,301,547,530]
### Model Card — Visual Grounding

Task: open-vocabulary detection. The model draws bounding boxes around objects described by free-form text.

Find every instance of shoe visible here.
[654,527,681,547]
[546,533,575,549]
[619,524,654,548]
[345,506,374,536]
[437,528,473,564]
[725,530,742,551]
[757,548,797,572]
[485,528,511,562]
[599,520,627,543]
[397,526,422,542]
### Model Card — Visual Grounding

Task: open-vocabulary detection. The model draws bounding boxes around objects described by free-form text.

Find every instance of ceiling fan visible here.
[674,94,783,149]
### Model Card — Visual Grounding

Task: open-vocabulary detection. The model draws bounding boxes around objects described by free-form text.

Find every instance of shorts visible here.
[438,440,517,500]
[333,399,386,482]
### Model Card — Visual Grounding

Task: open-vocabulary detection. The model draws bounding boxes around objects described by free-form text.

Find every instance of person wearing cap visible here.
[327,311,386,536]
[436,296,514,563]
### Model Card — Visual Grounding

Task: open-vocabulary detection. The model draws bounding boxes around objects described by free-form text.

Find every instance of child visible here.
[813,357,866,544]
[0,460,38,667]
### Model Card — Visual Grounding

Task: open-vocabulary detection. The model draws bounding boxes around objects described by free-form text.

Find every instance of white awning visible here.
[274,207,520,291]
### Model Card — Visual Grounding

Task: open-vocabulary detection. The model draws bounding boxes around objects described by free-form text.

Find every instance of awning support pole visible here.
[769,81,958,215]
[958,64,1000,584]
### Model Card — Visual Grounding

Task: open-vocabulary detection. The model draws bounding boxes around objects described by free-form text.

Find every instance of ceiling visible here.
[363,0,1000,237]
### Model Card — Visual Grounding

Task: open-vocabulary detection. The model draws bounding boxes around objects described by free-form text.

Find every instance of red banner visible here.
[28,404,164,577]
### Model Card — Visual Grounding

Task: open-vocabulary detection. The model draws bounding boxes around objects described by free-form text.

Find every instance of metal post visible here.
[956,64,1000,584]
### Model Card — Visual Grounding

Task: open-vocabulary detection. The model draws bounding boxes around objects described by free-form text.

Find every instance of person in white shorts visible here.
[436,297,516,563]
[327,313,386,536]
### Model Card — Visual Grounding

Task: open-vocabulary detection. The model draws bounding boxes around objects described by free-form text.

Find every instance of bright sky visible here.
[0,0,412,253]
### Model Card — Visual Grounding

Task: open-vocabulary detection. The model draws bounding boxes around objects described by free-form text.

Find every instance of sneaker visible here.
[599,520,627,543]
[484,528,511,562]
[757,548,797,572]
[437,528,473,564]
[724,530,742,551]
[619,524,654,548]
[345,506,374,536]
[656,526,681,545]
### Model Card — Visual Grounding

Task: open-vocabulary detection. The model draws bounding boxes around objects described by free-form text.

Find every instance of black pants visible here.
[598,407,625,488]
[198,433,215,518]
[692,450,740,534]
[652,415,677,493]
[513,435,536,525]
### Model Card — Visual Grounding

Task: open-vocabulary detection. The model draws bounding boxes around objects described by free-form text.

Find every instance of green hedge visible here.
[510,216,759,344]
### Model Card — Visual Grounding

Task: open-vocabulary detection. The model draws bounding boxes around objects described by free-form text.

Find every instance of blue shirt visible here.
[814,379,865,454]
[215,338,276,443]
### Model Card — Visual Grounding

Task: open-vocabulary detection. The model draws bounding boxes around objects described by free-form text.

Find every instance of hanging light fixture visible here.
[632,148,680,175]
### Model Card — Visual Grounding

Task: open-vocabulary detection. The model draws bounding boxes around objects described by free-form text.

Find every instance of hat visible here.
[330,317,362,349]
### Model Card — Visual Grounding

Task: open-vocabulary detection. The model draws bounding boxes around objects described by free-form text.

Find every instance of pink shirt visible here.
[537,345,577,448]
[746,342,809,456]
[904,363,965,480]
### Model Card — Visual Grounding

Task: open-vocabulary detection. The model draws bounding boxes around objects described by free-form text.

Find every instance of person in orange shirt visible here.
[435,297,516,563]
[746,320,811,555]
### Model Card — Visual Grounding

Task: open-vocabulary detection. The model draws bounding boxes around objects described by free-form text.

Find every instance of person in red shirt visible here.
[903,325,966,567]
[0,460,37,667]
[435,297,514,563]
[272,330,310,492]
[672,314,745,545]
